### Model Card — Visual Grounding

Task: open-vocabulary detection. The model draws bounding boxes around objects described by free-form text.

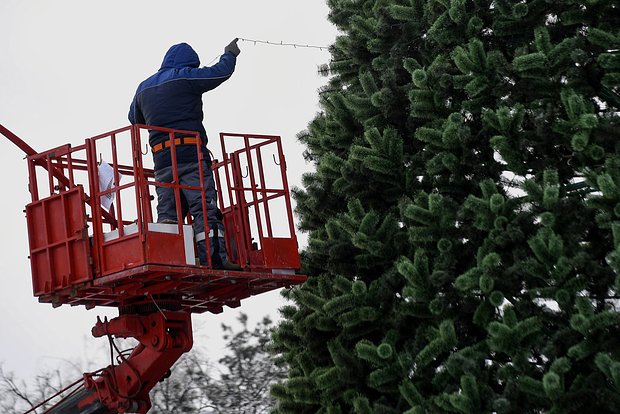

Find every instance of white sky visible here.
[0,0,337,382]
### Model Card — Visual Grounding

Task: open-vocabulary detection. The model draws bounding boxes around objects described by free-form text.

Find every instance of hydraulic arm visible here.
[45,310,193,414]
[86,311,193,413]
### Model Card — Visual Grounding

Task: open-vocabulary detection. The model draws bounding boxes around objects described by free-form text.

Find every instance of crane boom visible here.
[0,124,38,156]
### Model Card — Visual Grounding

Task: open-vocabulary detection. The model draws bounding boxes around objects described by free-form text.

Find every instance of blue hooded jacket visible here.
[128,43,237,169]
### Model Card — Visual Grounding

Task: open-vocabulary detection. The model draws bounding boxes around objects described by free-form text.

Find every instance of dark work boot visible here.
[210,231,242,271]
[211,254,242,271]
[221,261,242,271]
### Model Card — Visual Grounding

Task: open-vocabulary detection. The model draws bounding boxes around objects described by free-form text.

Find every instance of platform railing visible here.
[25,126,300,281]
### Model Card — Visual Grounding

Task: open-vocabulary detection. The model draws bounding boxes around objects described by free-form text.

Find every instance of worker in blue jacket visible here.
[129,40,241,270]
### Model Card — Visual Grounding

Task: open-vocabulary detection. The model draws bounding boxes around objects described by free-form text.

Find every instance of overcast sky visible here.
[0,0,337,382]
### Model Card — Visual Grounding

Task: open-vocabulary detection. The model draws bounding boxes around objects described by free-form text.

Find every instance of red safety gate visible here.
[216,133,301,271]
[23,125,305,314]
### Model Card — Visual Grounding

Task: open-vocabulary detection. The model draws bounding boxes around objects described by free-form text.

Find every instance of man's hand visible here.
[224,38,241,57]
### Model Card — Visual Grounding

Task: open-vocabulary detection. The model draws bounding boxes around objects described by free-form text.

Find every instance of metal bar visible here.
[87,137,105,277]
[90,140,106,229]
[96,181,136,197]
[61,192,74,286]
[136,128,154,225]
[29,143,75,159]
[255,146,273,238]
[231,151,252,267]
[213,155,232,262]
[213,160,226,209]
[131,126,147,252]
[87,125,132,141]
[96,232,140,248]
[49,159,134,175]
[42,198,54,292]
[231,191,286,208]
[59,163,134,175]
[219,132,280,141]
[29,235,88,252]
[221,133,245,266]
[243,137,279,152]
[227,187,286,197]
[168,131,184,226]
[0,123,38,156]
[244,135,266,249]
[111,134,125,238]
[196,132,212,268]
[52,158,66,193]
[28,159,39,202]
[134,126,153,225]
[47,156,55,196]
[277,137,297,239]
[67,150,76,188]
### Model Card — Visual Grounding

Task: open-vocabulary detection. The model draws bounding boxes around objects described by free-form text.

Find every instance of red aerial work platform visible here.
[0,123,306,413]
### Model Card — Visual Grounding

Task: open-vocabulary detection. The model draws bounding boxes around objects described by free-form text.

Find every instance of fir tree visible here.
[273,0,620,413]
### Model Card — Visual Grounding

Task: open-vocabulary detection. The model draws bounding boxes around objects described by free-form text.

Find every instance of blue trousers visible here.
[154,160,227,266]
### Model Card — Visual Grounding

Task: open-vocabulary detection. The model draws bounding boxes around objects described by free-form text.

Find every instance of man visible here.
[129,39,241,270]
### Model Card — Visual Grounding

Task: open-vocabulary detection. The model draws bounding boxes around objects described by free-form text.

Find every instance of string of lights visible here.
[238,37,329,51]
[204,38,330,66]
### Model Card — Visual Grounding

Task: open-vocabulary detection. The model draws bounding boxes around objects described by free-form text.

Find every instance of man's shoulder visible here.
[137,69,181,93]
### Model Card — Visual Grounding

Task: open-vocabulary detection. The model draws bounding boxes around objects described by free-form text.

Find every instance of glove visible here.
[224,38,241,57]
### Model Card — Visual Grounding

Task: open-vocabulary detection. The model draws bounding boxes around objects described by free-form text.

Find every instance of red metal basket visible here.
[23,125,305,313]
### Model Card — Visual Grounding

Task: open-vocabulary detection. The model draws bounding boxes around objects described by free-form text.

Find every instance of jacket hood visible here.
[160,43,200,69]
